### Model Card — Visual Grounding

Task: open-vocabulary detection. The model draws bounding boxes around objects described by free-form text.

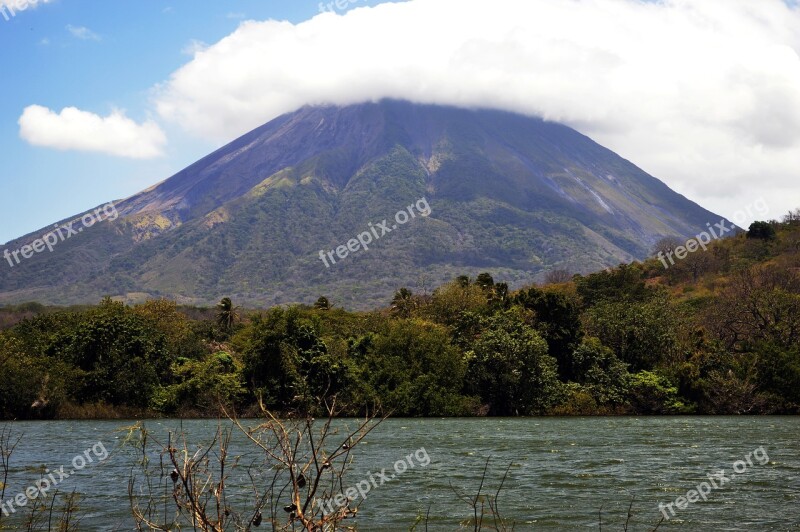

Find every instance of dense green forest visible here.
[1,213,799,420]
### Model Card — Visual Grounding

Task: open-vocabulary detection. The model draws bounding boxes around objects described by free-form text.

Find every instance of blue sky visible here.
[0,0,391,244]
[2,0,799,245]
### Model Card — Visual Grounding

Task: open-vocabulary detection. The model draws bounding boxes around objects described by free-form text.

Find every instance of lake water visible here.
[0,417,798,530]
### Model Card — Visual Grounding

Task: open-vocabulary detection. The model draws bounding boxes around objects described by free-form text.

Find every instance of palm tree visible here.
[476,272,495,290]
[492,282,510,307]
[390,288,415,318]
[216,297,240,333]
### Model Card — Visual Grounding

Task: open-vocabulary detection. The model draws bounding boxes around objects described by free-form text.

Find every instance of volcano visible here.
[0,100,727,309]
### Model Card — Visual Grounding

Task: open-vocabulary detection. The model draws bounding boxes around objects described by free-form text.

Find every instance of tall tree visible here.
[313,296,331,311]
[216,297,240,334]
[747,221,776,241]
[456,275,471,288]
[651,236,684,257]
[515,287,583,380]
[390,288,415,318]
[475,272,495,290]
[464,310,562,415]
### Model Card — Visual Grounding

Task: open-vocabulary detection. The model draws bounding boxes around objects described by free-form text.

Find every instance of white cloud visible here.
[66,24,100,41]
[151,0,800,223]
[19,105,166,159]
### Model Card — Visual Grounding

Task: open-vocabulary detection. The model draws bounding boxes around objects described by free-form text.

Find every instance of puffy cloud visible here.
[66,24,101,41]
[152,0,800,224]
[19,105,167,159]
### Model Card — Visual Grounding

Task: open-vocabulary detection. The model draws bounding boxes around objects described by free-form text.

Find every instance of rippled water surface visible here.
[1,417,799,530]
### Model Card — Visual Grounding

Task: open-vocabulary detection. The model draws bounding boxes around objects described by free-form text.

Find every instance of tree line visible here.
[1,214,799,419]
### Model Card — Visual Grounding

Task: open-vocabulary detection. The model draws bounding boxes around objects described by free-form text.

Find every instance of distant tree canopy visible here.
[475,273,495,290]
[747,221,776,241]
[515,287,583,380]
[464,309,561,415]
[544,269,573,285]
[1,213,800,419]
[575,263,653,307]
[651,236,684,257]
[314,297,331,311]
[784,208,800,225]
